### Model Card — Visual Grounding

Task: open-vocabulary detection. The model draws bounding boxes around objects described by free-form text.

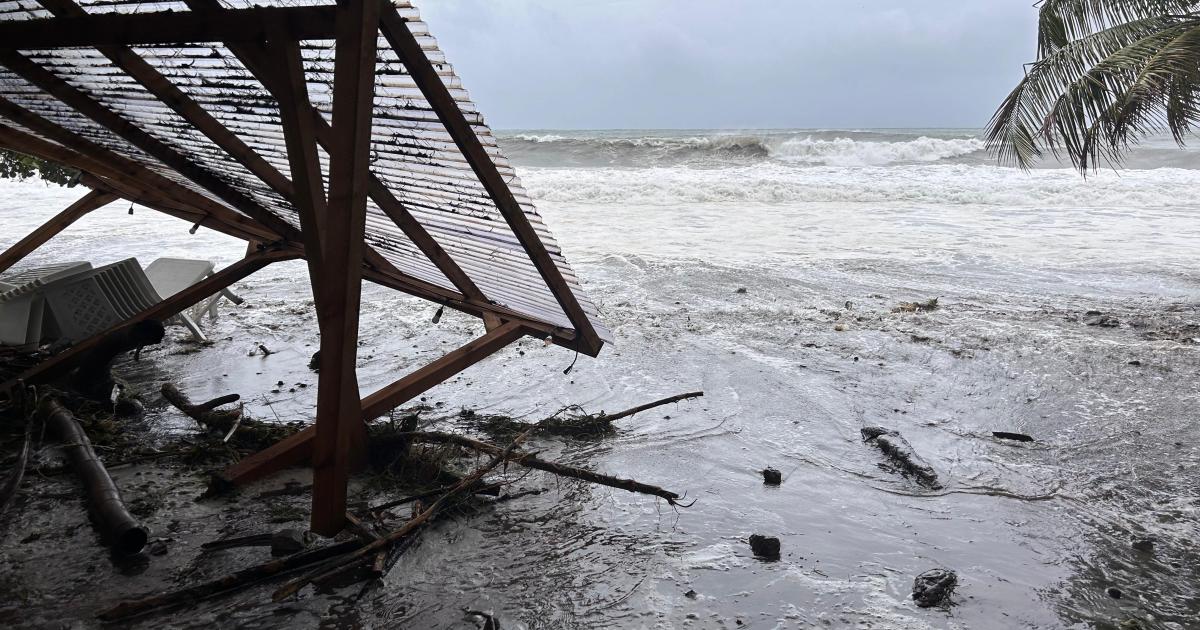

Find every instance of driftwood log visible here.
[391,431,685,505]
[861,426,941,489]
[160,383,242,432]
[601,391,703,422]
[41,399,147,555]
[68,320,164,400]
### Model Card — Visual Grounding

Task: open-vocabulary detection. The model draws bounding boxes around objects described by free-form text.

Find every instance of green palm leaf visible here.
[989,3,1200,171]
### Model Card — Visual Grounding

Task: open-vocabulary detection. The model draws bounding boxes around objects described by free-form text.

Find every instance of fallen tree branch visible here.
[273,426,539,601]
[161,383,242,433]
[41,399,147,555]
[389,431,687,506]
[96,540,362,622]
[601,391,703,422]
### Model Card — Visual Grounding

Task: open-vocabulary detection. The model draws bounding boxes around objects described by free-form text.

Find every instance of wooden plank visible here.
[0,5,339,48]
[0,189,117,274]
[0,247,297,397]
[270,39,329,289]
[309,0,381,537]
[0,121,281,244]
[0,49,302,243]
[0,98,278,237]
[360,321,524,420]
[377,6,603,356]
[215,321,527,489]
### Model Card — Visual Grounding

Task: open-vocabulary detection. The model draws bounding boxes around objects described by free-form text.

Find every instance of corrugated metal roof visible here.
[0,0,611,345]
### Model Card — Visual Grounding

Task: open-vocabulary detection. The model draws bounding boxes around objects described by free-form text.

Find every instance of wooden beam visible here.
[0,99,279,238]
[378,6,604,355]
[0,124,280,247]
[270,39,330,289]
[170,6,486,304]
[0,189,117,274]
[0,49,301,243]
[309,0,381,537]
[0,247,297,397]
[0,6,339,48]
[215,321,527,489]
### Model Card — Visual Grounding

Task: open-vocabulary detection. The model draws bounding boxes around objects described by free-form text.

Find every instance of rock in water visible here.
[748,535,781,560]
[912,568,957,607]
[992,431,1034,442]
[762,467,782,485]
[860,427,941,489]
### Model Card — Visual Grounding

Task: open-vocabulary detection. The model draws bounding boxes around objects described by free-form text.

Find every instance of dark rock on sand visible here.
[1083,311,1120,327]
[1132,538,1155,553]
[992,431,1034,442]
[912,568,957,607]
[308,350,321,371]
[762,467,782,485]
[860,427,941,489]
[748,534,780,560]
[1106,586,1123,599]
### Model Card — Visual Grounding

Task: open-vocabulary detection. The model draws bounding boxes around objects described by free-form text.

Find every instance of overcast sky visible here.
[417,1,1040,130]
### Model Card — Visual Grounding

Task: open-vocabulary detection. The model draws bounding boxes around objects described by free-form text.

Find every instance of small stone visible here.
[834,323,847,332]
[748,534,780,560]
[912,568,957,607]
[684,589,697,599]
[276,380,284,387]
[762,467,782,486]
[1106,586,1123,599]
[308,351,321,371]
[735,287,747,294]
[1132,539,1154,553]
[1128,360,1142,366]
[271,529,309,557]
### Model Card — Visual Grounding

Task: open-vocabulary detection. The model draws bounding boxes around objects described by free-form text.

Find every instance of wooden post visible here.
[214,321,527,489]
[309,0,380,537]
[0,189,117,274]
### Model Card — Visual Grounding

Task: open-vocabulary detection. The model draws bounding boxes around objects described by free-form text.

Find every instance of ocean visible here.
[2,128,1198,628]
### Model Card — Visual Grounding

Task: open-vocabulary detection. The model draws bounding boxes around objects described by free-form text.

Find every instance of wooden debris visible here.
[393,431,687,505]
[41,398,147,555]
[272,425,540,600]
[892,298,939,313]
[992,431,1034,442]
[161,383,242,433]
[861,426,941,489]
[471,390,704,438]
[97,540,363,622]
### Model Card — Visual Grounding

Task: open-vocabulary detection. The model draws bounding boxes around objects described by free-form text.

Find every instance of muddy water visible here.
[2,130,1199,629]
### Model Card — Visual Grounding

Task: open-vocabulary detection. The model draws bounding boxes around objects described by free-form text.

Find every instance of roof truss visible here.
[0,0,608,535]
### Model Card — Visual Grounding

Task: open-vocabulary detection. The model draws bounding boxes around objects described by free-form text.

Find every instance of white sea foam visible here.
[770,136,985,166]
[522,163,1200,208]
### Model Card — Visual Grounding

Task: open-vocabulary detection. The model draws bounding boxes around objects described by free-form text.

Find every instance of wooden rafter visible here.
[378,5,603,355]
[0,117,284,244]
[0,5,339,48]
[0,49,301,243]
[0,189,116,274]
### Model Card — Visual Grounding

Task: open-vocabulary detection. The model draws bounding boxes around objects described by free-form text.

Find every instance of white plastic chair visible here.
[144,257,244,328]
[0,261,92,348]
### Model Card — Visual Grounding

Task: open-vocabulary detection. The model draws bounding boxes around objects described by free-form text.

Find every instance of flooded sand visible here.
[1,130,1199,630]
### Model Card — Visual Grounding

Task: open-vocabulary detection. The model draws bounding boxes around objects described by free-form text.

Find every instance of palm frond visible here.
[988,13,1200,170]
[1036,0,1199,55]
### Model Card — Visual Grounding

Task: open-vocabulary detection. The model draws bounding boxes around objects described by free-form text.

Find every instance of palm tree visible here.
[987,0,1200,171]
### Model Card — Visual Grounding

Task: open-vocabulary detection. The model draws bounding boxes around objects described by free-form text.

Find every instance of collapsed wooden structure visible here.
[0,0,610,536]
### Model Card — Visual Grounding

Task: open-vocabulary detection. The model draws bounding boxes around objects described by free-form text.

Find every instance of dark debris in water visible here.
[912,568,957,607]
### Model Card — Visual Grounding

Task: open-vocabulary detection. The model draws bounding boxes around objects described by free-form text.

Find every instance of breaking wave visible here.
[501,132,985,166]
[521,163,1200,208]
